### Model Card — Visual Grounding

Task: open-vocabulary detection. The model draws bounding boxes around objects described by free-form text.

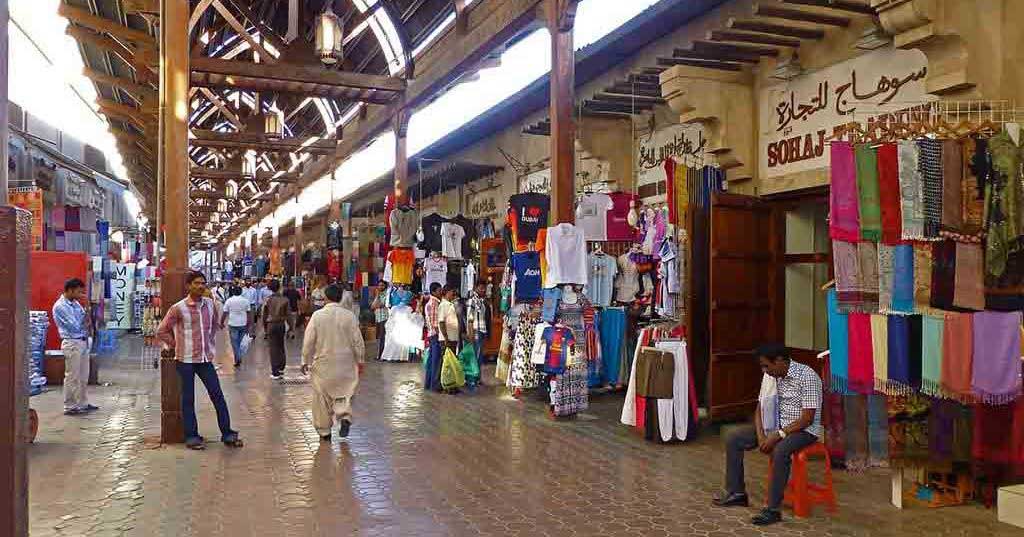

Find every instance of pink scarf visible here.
[847,312,875,394]
[830,142,861,242]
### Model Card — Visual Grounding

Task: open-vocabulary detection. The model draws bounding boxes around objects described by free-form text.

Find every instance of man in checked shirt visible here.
[712,343,822,526]
[157,271,243,450]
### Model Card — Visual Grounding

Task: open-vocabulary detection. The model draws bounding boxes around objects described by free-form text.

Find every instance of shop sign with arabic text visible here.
[637,123,706,170]
[758,47,934,179]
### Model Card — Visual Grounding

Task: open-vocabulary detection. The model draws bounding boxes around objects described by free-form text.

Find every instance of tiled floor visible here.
[26,332,1024,536]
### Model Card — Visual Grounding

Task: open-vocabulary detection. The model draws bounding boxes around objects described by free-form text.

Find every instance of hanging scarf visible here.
[827,289,850,394]
[887,315,913,393]
[848,313,875,395]
[888,393,931,469]
[918,139,944,239]
[921,314,945,397]
[833,240,863,313]
[858,241,880,313]
[985,131,1023,278]
[898,140,927,240]
[824,392,846,464]
[940,312,974,401]
[870,315,889,393]
[844,394,870,471]
[830,141,861,242]
[953,242,985,311]
[890,244,915,314]
[877,244,895,314]
[962,137,988,234]
[913,243,934,313]
[941,139,964,232]
[867,394,889,467]
[971,311,1024,404]
[930,240,957,311]
[855,144,882,242]
[876,143,903,244]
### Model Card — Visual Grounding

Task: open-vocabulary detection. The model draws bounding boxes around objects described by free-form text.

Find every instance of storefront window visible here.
[783,202,830,351]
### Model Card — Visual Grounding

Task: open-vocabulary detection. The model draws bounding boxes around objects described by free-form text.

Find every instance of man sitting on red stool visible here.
[712,343,822,526]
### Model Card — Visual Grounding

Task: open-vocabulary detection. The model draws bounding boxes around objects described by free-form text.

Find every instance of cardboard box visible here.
[998,485,1024,528]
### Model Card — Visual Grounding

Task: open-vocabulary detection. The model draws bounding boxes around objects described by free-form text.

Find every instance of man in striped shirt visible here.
[157,271,242,450]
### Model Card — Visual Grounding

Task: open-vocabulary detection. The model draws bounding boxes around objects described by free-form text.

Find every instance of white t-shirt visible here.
[575,193,613,241]
[440,222,466,260]
[223,295,251,327]
[423,256,448,293]
[543,223,587,288]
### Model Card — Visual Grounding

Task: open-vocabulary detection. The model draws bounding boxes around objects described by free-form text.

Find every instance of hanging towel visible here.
[930,240,957,311]
[877,244,895,314]
[941,139,964,232]
[833,240,863,313]
[913,244,934,312]
[827,289,850,394]
[918,139,944,239]
[952,242,985,311]
[941,312,974,400]
[891,244,915,314]
[848,313,875,394]
[887,315,912,393]
[855,144,882,242]
[830,141,861,241]
[921,314,945,397]
[759,373,779,433]
[858,241,880,313]
[870,314,889,393]
[898,140,927,240]
[876,143,903,244]
[971,311,1023,404]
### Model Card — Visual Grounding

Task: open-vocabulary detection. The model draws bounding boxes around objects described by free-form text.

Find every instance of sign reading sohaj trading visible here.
[758,47,935,179]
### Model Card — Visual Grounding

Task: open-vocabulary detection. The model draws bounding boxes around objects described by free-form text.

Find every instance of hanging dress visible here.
[550,296,590,416]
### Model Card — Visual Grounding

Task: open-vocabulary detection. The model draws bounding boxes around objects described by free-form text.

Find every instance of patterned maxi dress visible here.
[550,297,590,416]
[508,305,544,390]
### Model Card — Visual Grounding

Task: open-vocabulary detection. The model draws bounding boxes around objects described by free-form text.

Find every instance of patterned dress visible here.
[550,296,590,416]
[508,306,544,390]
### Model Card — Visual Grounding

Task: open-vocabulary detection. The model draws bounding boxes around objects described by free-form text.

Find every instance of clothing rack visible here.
[827,99,1023,143]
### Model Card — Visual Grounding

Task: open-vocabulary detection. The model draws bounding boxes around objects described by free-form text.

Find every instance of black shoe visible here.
[63,408,86,416]
[711,492,749,507]
[83,404,100,411]
[185,437,206,450]
[320,434,332,442]
[339,419,351,438]
[222,433,244,448]
[751,508,782,526]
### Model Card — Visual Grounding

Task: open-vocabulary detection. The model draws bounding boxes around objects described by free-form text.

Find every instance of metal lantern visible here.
[264,110,283,138]
[242,150,257,177]
[315,7,344,65]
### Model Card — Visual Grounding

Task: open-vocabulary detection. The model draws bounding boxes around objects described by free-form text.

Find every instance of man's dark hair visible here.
[429,282,442,294]
[268,279,280,292]
[230,286,242,297]
[756,343,790,361]
[324,284,343,302]
[64,278,85,292]
[442,285,456,295]
[475,280,486,288]
[186,271,206,285]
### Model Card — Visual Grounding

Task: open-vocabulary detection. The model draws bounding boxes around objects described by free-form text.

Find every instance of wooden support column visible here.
[159,0,190,444]
[294,213,303,279]
[393,106,411,203]
[544,0,579,224]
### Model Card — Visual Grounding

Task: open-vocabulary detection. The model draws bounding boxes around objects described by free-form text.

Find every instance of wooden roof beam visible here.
[58,4,157,47]
[82,68,156,105]
[65,25,157,74]
[672,47,761,63]
[190,57,407,93]
[190,167,300,183]
[781,0,875,15]
[656,57,744,71]
[591,92,665,104]
[692,39,780,57]
[727,18,826,40]
[753,3,851,27]
[97,99,155,133]
[708,29,802,48]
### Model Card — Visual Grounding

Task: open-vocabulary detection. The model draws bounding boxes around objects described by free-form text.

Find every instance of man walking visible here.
[282,280,302,340]
[423,283,443,391]
[220,286,252,367]
[465,280,491,384]
[301,284,365,441]
[712,343,821,526]
[263,280,291,379]
[52,278,96,415]
[437,285,461,352]
[156,271,242,450]
[371,281,390,360]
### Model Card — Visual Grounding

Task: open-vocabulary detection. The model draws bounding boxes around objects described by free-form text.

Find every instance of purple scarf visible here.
[971,311,1023,403]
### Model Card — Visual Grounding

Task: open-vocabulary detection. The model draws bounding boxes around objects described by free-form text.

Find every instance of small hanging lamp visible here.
[264,109,284,138]
[315,5,344,65]
[242,150,257,178]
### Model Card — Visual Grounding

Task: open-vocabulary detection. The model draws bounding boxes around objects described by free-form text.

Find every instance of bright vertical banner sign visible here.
[111,263,136,329]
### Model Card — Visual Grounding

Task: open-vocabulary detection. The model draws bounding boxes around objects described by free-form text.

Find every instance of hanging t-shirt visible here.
[542,325,576,375]
[422,256,448,293]
[451,214,476,256]
[440,222,466,259]
[419,213,449,253]
[509,193,550,246]
[616,253,639,303]
[389,208,419,248]
[544,223,587,288]
[585,253,618,307]
[462,263,477,298]
[511,251,542,301]
[576,193,613,241]
[607,192,637,241]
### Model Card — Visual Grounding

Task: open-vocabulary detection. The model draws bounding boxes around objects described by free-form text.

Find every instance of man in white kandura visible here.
[301,284,366,442]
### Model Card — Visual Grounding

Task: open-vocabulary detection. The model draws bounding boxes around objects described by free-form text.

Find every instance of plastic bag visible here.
[459,344,480,382]
[440,347,465,390]
[239,333,254,356]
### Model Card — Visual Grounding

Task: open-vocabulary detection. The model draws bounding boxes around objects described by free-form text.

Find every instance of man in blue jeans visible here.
[157,271,243,450]
[220,285,253,367]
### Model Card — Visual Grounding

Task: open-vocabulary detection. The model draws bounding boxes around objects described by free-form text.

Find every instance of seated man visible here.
[712,343,822,526]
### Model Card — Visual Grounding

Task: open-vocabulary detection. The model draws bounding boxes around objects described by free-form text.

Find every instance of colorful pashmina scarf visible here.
[887,315,912,393]
[868,394,889,467]
[917,139,944,239]
[824,392,846,463]
[827,289,850,394]
[844,394,870,471]
[940,312,974,400]
[855,144,882,242]
[971,311,1024,404]
[833,240,862,313]
[877,143,903,244]
[898,140,927,240]
[891,244,915,314]
[921,314,945,397]
[913,244,934,313]
[829,141,861,242]
[953,242,985,311]
[888,394,931,469]
[877,244,895,314]
[930,240,957,311]
[858,241,880,313]
[986,132,1023,278]
[941,139,964,232]
[848,313,875,395]
[871,314,889,392]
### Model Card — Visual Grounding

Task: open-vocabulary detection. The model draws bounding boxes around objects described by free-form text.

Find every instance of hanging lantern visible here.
[315,8,344,65]
[242,150,257,178]
[264,110,283,138]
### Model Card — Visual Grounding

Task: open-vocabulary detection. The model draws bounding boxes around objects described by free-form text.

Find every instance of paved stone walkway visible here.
[26,332,1023,536]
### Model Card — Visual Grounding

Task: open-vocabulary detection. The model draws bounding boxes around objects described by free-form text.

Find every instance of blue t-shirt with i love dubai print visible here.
[511,251,542,301]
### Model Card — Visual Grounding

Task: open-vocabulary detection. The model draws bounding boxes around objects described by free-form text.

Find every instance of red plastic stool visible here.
[766,442,837,517]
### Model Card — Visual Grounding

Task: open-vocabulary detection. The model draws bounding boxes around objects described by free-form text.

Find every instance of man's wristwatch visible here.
[777,429,787,439]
